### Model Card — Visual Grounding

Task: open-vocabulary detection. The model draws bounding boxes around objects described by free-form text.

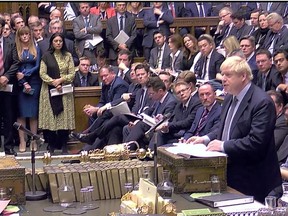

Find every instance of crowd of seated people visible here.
[0,2,287,174]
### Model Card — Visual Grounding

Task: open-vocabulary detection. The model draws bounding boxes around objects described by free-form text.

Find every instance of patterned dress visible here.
[38,51,75,131]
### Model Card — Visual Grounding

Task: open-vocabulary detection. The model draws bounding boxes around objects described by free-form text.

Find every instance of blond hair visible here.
[220,56,253,81]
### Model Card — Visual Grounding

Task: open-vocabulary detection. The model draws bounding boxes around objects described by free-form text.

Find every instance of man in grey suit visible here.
[73,2,103,65]
[149,30,171,75]
[106,2,137,66]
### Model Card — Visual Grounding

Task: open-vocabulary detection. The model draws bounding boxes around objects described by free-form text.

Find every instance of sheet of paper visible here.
[50,84,74,97]
[0,200,10,213]
[219,201,264,213]
[88,35,103,48]
[166,143,227,158]
[110,101,131,115]
[0,84,13,92]
[114,30,129,44]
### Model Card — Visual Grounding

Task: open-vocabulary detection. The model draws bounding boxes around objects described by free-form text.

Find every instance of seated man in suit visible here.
[273,49,288,105]
[189,56,282,203]
[262,12,288,54]
[123,76,177,148]
[149,30,171,75]
[183,82,221,142]
[73,56,99,87]
[194,34,225,82]
[239,35,257,84]
[75,65,129,134]
[256,49,282,91]
[150,78,201,149]
[72,63,152,148]
[214,7,237,48]
[111,49,133,84]
[230,11,253,40]
[267,91,288,165]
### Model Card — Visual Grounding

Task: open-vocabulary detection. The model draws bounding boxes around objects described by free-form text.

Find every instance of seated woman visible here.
[252,11,269,50]
[181,34,201,72]
[222,35,240,57]
[168,34,184,76]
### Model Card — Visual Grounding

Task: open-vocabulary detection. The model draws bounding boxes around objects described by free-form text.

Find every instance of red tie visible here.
[170,3,176,18]
[0,44,4,76]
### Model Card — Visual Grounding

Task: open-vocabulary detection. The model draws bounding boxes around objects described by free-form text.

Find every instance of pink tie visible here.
[0,44,4,76]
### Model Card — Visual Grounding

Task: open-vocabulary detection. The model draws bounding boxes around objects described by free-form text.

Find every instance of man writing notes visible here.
[189,56,282,202]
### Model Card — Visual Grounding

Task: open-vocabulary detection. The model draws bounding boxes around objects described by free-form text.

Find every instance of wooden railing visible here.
[64,17,219,36]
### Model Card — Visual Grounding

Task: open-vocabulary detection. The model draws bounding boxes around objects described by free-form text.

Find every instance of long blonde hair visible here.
[15,26,37,60]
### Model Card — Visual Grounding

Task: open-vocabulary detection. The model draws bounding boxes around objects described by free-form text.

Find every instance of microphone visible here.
[13,122,45,144]
[145,112,172,136]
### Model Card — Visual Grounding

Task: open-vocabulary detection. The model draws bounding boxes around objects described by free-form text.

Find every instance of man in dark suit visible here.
[214,7,237,48]
[110,49,133,85]
[72,63,152,148]
[231,12,253,41]
[0,18,20,155]
[73,2,103,65]
[142,2,174,61]
[151,79,201,149]
[190,56,282,202]
[267,90,288,165]
[82,65,128,119]
[149,30,171,74]
[278,104,288,166]
[194,34,225,81]
[262,13,288,54]
[273,50,288,105]
[38,19,79,66]
[123,76,177,148]
[183,83,221,142]
[256,49,282,91]
[73,56,98,87]
[106,2,137,66]
[239,35,258,84]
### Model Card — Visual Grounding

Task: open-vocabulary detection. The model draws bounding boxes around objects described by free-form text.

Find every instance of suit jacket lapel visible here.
[3,38,8,62]
[230,85,253,133]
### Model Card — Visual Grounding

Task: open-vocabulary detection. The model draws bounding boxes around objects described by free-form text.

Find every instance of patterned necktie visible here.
[0,44,4,76]
[195,109,209,136]
[222,97,238,141]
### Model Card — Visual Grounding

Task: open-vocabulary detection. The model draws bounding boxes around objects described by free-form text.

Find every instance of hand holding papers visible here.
[0,84,13,92]
[50,84,73,97]
[87,35,103,49]
[114,30,129,44]
[166,143,227,158]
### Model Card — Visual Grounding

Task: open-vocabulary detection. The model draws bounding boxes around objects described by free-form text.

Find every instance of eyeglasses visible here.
[176,88,189,96]
[219,13,230,19]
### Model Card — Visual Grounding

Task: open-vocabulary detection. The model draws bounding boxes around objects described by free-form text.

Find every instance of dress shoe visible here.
[71,132,94,144]
[5,148,17,156]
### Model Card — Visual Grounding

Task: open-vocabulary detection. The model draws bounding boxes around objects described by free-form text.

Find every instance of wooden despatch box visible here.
[0,156,25,205]
[157,147,227,193]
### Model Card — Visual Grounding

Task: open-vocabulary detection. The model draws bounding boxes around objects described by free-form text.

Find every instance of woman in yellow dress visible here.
[38,33,75,154]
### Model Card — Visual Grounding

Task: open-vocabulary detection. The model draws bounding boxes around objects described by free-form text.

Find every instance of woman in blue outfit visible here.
[15,26,41,152]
